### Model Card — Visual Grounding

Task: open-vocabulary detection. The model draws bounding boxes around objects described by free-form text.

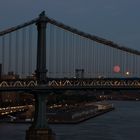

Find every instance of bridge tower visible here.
[26,12,55,140]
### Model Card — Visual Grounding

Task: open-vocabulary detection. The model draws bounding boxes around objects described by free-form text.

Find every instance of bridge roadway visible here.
[0,78,140,91]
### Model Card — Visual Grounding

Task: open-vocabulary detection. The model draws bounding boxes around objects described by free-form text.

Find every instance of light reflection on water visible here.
[0,101,140,140]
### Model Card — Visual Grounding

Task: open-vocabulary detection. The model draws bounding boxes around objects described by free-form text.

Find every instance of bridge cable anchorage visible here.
[47,17,140,56]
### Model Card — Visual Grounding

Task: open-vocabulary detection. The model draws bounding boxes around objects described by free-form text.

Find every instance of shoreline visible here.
[0,103,115,124]
[49,107,115,124]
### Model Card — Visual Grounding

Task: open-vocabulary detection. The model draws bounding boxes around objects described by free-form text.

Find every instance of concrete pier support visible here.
[26,92,55,140]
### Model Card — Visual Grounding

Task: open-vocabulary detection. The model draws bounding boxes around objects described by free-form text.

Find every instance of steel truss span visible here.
[0,78,140,91]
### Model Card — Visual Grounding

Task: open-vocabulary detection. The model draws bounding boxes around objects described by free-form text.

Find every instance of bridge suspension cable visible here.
[1,13,140,79]
[46,20,140,78]
[47,17,140,56]
[0,18,38,36]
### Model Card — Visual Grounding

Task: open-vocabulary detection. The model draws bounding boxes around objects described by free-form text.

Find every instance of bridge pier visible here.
[26,91,55,140]
[26,12,55,140]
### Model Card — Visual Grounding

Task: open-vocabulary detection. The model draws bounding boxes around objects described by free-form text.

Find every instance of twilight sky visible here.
[0,0,140,50]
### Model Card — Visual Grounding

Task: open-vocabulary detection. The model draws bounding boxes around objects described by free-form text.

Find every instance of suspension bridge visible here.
[0,11,140,139]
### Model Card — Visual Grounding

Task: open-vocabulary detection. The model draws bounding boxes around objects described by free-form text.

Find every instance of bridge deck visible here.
[0,78,140,92]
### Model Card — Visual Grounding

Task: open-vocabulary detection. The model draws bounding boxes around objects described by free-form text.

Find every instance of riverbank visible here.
[0,102,114,124]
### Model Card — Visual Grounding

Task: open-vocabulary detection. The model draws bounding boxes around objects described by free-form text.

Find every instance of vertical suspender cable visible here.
[113,48,115,77]
[69,32,72,77]
[119,50,122,77]
[15,31,19,74]
[81,38,84,77]
[49,25,52,77]
[132,54,134,76]
[135,55,137,77]
[80,37,82,72]
[97,44,99,77]
[107,47,109,77]
[47,24,50,77]
[87,40,89,77]
[83,39,86,77]
[8,33,12,72]
[60,29,63,77]
[67,32,70,77]
[85,39,88,77]
[75,34,77,77]
[94,42,96,77]
[28,26,32,75]
[131,54,133,76]
[91,41,94,78]
[102,45,104,77]
[66,31,68,77]
[126,52,128,76]
[51,26,55,77]
[122,51,125,78]
[94,43,97,77]
[105,46,108,77]
[22,28,26,76]
[109,47,111,77]
[118,49,121,77]
[53,27,56,77]
[124,52,127,77]
[2,36,5,73]
[69,33,72,77]
[65,31,68,76]
[61,29,64,77]
[76,36,78,70]
[138,57,140,77]
[89,41,92,77]
[78,37,81,70]
[135,55,136,76]
[55,27,58,77]
[110,47,113,77]
[116,49,119,77]
[72,34,76,77]
[63,31,66,76]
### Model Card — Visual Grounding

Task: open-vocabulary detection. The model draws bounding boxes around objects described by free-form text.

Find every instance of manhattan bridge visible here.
[0,11,140,139]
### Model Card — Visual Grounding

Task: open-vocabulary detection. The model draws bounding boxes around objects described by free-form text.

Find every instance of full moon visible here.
[113,65,120,73]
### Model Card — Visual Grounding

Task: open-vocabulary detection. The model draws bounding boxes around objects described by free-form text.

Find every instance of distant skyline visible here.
[0,0,140,50]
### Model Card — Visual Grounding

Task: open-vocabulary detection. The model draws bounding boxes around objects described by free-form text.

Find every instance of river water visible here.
[0,101,140,140]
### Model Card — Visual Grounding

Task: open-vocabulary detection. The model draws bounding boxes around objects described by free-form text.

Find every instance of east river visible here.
[0,101,140,140]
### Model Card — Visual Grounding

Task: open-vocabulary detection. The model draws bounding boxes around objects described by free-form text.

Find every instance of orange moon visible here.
[113,65,120,73]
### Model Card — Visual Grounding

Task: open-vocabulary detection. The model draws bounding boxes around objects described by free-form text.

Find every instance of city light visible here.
[125,71,130,76]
